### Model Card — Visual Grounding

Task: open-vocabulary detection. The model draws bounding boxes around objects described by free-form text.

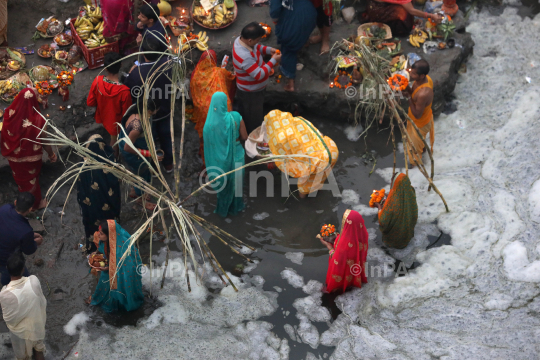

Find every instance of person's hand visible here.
[272,52,282,63]
[270,48,277,55]
[137,21,144,29]
[430,13,443,23]
[98,266,109,272]
[48,152,57,163]
[34,233,44,246]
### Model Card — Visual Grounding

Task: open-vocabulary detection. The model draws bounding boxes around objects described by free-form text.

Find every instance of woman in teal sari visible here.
[203,92,248,217]
[89,220,144,312]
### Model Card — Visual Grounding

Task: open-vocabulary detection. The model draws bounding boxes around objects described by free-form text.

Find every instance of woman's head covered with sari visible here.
[203,92,245,217]
[326,209,368,293]
[1,88,45,159]
[378,173,418,249]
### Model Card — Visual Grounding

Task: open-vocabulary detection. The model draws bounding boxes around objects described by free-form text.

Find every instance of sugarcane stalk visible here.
[175,86,187,200]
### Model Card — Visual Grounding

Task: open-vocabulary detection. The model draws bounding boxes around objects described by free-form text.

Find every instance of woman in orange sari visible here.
[190,50,235,168]
[319,209,368,293]
[1,89,57,210]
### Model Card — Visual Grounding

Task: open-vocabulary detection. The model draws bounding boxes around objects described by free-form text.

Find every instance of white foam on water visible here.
[322,9,540,359]
[253,212,270,220]
[285,252,304,265]
[67,250,284,359]
[341,189,360,205]
[344,125,364,141]
[63,312,90,336]
[352,203,378,217]
[281,267,305,288]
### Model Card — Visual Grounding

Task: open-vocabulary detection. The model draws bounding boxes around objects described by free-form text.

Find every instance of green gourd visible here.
[224,0,235,9]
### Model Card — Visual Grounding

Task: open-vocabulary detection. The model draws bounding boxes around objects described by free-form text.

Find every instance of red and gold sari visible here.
[326,209,369,293]
[190,50,235,165]
[1,89,46,209]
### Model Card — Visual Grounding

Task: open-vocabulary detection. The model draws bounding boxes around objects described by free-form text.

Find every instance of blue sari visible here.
[91,220,144,312]
[203,92,245,217]
[270,0,317,79]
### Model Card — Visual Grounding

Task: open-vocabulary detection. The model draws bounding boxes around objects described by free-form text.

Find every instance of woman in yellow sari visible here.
[190,50,235,168]
[264,110,338,197]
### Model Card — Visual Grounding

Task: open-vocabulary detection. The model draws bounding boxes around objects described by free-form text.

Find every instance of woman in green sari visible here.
[203,92,248,217]
[373,173,418,249]
[89,220,144,312]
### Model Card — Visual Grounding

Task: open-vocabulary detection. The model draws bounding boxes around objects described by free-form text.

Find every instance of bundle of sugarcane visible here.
[329,38,449,212]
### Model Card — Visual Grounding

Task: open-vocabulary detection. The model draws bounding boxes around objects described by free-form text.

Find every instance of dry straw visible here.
[330,39,449,211]
[37,20,320,293]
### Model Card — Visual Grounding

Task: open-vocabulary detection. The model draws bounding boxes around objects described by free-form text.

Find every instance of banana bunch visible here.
[214,5,234,27]
[409,30,428,48]
[74,6,107,47]
[86,5,102,25]
[85,33,106,49]
[0,80,13,96]
[179,31,209,52]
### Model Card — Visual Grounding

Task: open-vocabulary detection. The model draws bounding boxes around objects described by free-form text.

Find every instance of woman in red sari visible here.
[1,88,57,209]
[364,0,442,35]
[319,209,368,293]
[190,50,235,168]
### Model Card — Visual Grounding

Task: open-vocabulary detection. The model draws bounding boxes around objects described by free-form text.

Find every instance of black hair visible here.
[121,98,159,128]
[104,52,122,74]
[216,49,232,66]
[141,35,162,62]
[412,59,430,76]
[15,192,35,213]
[139,4,159,23]
[7,251,25,277]
[241,22,266,40]
[99,220,110,237]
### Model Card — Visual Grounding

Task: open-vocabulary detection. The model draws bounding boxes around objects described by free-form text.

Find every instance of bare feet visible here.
[37,198,48,210]
[299,192,307,199]
[309,33,322,45]
[85,295,92,305]
[284,79,295,92]
[320,41,330,55]
[137,197,157,211]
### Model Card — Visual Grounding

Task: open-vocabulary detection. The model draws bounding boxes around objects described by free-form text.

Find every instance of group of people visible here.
[0,3,440,356]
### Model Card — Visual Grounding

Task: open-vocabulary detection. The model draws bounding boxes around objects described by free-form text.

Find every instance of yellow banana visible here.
[409,35,418,47]
[196,42,208,51]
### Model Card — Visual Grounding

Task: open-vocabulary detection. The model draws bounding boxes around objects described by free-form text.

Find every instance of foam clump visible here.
[285,251,304,265]
[63,312,90,336]
[281,267,305,288]
[344,125,363,141]
[341,189,360,205]
[253,212,270,220]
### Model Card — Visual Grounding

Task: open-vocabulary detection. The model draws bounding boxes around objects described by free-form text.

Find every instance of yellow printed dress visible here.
[264,110,338,195]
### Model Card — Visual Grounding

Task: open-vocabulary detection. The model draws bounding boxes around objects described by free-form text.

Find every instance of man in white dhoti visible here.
[0,252,46,360]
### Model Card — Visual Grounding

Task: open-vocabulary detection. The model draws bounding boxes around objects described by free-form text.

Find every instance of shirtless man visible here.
[403,59,435,167]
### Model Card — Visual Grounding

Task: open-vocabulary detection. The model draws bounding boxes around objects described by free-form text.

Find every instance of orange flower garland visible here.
[57,71,74,87]
[260,22,271,39]
[320,224,336,237]
[369,189,386,207]
[333,71,353,89]
[387,74,408,91]
[35,81,52,96]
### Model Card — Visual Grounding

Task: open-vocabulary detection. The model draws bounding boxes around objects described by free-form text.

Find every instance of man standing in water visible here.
[0,252,47,360]
[404,59,435,167]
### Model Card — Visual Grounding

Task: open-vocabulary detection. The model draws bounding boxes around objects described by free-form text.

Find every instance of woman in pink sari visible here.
[319,209,368,293]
